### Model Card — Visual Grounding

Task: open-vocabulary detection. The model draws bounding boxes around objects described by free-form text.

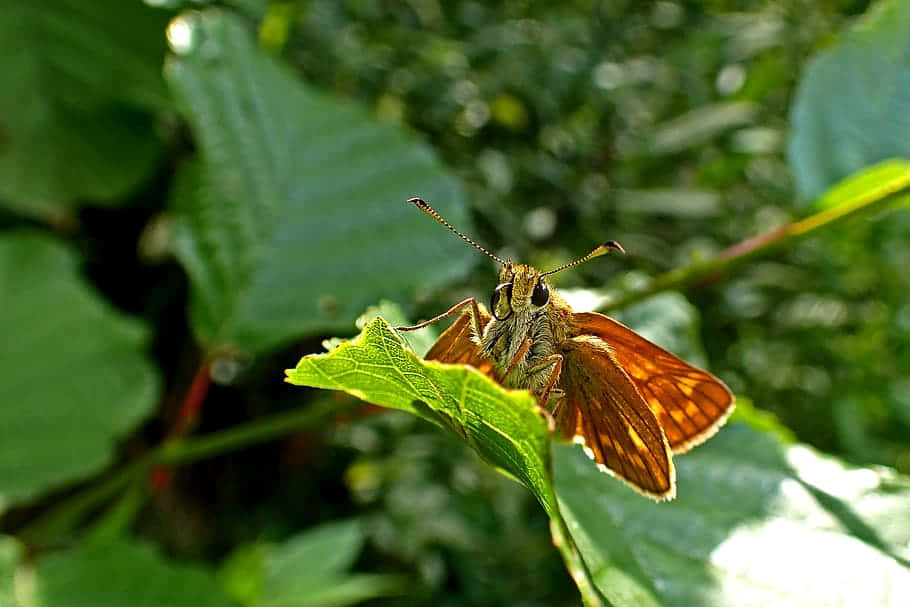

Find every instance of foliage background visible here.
[2,0,909,606]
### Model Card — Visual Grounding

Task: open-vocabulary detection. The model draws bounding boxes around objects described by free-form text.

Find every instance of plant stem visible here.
[601,167,910,312]
[170,360,213,437]
[550,514,613,607]
[20,397,360,547]
[152,398,359,466]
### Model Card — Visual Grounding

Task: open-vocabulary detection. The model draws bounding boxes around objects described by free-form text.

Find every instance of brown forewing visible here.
[424,303,496,379]
[571,312,734,454]
[559,335,675,499]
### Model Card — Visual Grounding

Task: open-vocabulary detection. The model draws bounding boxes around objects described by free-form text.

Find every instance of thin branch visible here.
[601,167,910,312]
[20,397,360,547]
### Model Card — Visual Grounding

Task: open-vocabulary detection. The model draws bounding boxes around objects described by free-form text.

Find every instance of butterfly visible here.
[398,198,734,499]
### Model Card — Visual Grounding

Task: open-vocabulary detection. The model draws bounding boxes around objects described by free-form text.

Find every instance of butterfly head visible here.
[491,264,551,321]
[406,197,625,323]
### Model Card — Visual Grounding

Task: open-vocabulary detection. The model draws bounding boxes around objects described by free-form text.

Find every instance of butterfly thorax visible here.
[476,263,573,395]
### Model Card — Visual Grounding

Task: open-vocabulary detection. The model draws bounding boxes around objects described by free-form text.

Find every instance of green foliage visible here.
[1,1,909,606]
[556,431,910,606]
[0,233,159,513]
[288,310,910,606]
[221,520,403,607]
[165,10,474,355]
[0,0,170,218]
[286,317,554,516]
[789,0,910,201]
[27,539,232,607]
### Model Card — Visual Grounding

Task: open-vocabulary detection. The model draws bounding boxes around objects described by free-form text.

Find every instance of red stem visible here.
[170,361,212,437]
[150,360,212,492]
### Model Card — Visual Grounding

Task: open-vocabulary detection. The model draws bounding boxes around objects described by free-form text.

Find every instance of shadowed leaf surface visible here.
[165,10,474,356]
[0,233,159,513]
[0,0,170,216]
[30,539,232,607]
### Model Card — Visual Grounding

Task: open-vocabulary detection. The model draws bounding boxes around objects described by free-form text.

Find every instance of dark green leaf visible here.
[0,233,160,513]
[164,10,474,356]
[31,539,233,607]
[0,0,171,216]
[788,0,910,201]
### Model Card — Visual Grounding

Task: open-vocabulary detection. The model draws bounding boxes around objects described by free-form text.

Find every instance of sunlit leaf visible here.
[555,425,910,607]
[285,317,557,517]
[0,233,160,513]
[788,0,910,201]
[0,0,171,217]
[0,535,22,604]
[164,9,474,356]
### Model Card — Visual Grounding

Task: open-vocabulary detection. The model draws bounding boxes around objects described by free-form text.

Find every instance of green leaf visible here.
[627,101,758,157]
[285,317,556,517]
[806,158,910,213]
[221,520,404,607]
[555,424,910,607]
[29,539,233,607]
[0,233,160,513]
[0,535,23,606]
[788,0,910,201]
[0,0,171,217]
[164,9,474,356]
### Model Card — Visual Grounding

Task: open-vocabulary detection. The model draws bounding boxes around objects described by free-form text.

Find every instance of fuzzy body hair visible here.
[475,263,573,395]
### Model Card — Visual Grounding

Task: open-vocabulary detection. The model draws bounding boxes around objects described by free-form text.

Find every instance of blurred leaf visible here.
[807,158,910,213]
[0,233,159,513]
[788,0,910,201]
[728,397,796,444]
[614,188,721,218]
[630,102,758,157]
[262,520,364,590]
[285,317,555,516]
[0,535,22,605]
[0,0,171,217]
[221,520,404,607]
[29,539,232,607]
[555,424,910,607]
[164,9,474,356]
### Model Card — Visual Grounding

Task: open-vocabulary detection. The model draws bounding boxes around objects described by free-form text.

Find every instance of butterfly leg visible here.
[503,338,534,381]
[395,297,484,336]
[530,354,563,410]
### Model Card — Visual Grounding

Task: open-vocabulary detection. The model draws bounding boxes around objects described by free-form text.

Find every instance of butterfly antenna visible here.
[408,197,508,265]
[541,240,625,277]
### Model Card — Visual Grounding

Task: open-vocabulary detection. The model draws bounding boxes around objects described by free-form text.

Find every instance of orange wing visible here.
[424,303,496,379]
[571,312,734,454]
[559,335,675,499]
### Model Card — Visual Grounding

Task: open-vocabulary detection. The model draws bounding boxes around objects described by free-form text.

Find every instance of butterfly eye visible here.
[531,280,549,307]
[491,282,513,321]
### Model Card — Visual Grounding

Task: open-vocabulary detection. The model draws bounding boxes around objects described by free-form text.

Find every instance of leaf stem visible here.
[170,359,213,437]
